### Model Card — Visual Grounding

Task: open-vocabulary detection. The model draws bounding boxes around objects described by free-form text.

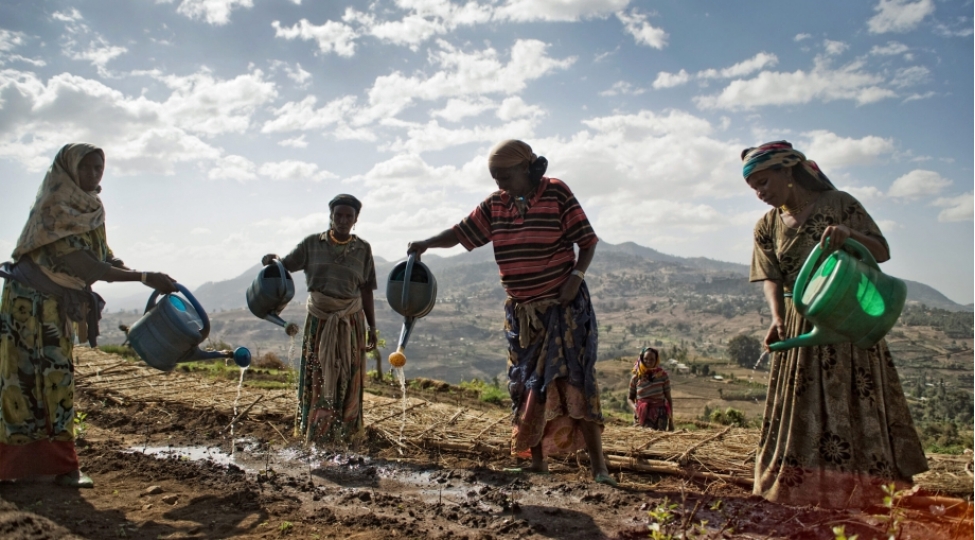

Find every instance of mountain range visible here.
[183,240,970,313]
[90,239,970,316]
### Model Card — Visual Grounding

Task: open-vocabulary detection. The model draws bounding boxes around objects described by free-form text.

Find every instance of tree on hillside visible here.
[727,334,763,369]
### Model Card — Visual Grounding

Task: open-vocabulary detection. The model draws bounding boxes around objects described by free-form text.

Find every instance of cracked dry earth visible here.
[0,349,971,540]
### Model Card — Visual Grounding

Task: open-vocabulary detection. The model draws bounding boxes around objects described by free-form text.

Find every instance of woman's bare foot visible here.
[529,445,548,473]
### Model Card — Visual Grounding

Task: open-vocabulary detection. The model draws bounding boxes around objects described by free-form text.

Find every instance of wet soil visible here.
[0,366,971,539]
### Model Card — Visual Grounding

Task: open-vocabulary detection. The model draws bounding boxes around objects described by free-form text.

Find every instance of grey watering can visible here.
[128,283,251,372]
[246,259,295,329]
[386,254,438,367]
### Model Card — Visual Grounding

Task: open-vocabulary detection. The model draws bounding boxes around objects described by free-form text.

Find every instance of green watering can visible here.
[769,238,906,352]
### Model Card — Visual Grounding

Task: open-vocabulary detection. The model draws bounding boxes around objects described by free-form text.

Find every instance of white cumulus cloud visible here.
[498,0,629,23]
[496,96,545,121]
[932,193,973,222]
[800,130,896,168]
[867,0,935,34]
[0,66,276,175]
[272,18,359,57]
[208,154,257,181]
[652,70,690,89]
[888,169,951,198]
[823,40,849,56]
[277,135,308,148]
[695,61,895,110]
[697,52,778,80]
[870,41,910,55]
[431,97,496,122]
[168,0,255,26]
[616,10,668,49]
[601,80,646,96]
[259,160,337,181]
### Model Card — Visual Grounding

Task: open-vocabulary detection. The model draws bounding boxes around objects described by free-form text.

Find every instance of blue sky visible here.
[1,0,972,305]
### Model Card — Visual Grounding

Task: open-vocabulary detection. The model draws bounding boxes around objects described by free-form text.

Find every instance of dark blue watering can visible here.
[385,254,438,365]
[128,283,250,372]
[246,259,295,329]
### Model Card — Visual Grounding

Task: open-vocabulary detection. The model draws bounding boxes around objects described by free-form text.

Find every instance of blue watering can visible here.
[128,283,251,371]
[385,253,438,367]
[246,259,295,330]
[769,238,906,352]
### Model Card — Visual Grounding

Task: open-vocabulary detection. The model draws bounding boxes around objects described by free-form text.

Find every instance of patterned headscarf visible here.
[488,139,536,169]
[633,347,662,379]
[741,140,836,191]
[12,143,106,260]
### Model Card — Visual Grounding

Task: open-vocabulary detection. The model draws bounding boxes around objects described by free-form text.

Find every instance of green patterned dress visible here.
[749,190,928,508]
[0,226,112,479]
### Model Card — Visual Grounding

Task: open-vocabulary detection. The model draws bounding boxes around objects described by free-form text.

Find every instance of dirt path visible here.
[0,349,970,540]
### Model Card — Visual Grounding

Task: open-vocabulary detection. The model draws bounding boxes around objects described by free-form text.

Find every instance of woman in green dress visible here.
[743,141,927,508]
[0,143,177,488]
[262,194,378,445]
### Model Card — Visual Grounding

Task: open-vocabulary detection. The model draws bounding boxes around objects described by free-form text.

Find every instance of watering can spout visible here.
[768,325,846,352]
[264,313,288,328]
[181,346,252,368]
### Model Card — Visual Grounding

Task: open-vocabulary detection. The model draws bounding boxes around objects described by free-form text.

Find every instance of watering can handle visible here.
[842,238,880,271]
[792,238,877,313]
[273,258,288,293]
[401,253,416,312]
[145,283,212,341]
[791,242,823,313]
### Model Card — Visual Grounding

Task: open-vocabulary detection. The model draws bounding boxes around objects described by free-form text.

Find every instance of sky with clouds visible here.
[1,0,972,306]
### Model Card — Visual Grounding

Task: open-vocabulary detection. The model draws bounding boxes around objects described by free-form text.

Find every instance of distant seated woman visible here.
[627,347,673,431]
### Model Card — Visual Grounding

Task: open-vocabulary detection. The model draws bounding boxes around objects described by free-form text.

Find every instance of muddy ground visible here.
[0,350,971,540]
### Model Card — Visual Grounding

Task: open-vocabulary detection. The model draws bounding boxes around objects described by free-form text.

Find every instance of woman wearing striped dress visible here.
[407,140,615,485]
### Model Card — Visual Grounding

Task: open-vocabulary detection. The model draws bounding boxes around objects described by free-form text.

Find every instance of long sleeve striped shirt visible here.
[453,177,598,301]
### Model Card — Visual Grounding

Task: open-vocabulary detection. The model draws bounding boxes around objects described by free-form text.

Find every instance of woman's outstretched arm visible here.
[407,228,460,259]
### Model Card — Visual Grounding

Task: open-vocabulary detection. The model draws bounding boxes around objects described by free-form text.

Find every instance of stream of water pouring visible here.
[230,366,246,457]
[287,334,299,438]
[393,366,406,442]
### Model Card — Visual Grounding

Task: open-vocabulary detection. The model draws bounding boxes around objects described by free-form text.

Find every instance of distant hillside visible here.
[188,239,970,313]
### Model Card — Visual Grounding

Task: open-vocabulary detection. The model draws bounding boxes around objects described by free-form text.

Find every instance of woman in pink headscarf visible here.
[743,140,927,508]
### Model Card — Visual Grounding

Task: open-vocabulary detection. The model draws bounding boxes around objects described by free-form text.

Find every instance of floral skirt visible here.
[0,280,79,479]
[754,299,928,508]
[296,309,366,445]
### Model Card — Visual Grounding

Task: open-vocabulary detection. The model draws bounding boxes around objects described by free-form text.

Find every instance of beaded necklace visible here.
[328,230,353,245]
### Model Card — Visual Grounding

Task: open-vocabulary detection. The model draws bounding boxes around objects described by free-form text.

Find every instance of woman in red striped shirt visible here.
[407,140,614,486]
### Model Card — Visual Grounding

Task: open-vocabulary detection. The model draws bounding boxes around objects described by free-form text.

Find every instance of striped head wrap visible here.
[741,140,836,191]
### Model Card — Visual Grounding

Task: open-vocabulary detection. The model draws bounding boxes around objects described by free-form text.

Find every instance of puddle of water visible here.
[131,445,238,468]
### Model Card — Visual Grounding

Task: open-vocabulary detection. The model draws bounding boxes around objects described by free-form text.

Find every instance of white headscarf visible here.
[12,143,106,260]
